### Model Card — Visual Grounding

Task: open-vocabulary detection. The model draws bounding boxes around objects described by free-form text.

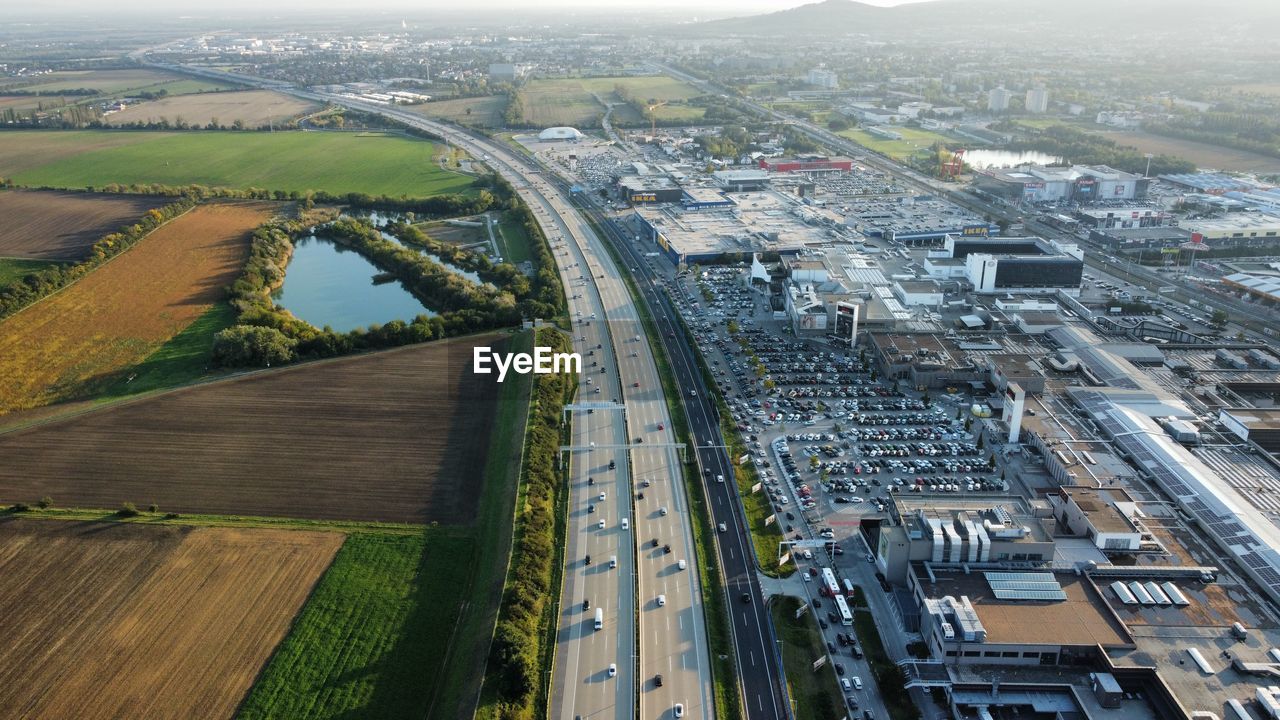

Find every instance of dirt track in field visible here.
[0,518,342,720]
[0,334,509,524]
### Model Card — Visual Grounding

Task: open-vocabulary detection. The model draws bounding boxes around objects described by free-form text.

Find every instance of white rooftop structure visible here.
[1071,387,1280,605]
[537,126,583,141]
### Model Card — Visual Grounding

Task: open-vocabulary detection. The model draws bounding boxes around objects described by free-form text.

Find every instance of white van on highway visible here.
[657,594,666,607]
[594,608,604,631]
[621,518,629,530]
[678,559,687,570]
[609,555,617,569]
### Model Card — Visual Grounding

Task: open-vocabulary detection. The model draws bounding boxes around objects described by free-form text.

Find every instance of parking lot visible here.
[651,260,975,717]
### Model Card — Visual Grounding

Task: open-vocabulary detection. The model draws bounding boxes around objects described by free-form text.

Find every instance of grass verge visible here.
[771,596,846,720]
[475,327,574,720]
[853,609,917,720]
[432,329,535,718]
[582,207,739,720]
[496,211,533,265]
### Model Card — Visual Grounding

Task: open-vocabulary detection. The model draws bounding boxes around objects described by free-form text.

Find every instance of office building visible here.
[1025,86,1049,114]
[987,86,1013,112]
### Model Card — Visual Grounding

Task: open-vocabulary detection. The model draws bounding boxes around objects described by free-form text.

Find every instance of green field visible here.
[0,258,57,286]
[772,596,846,720]
[837,125,956,161]
[98,303,237,399]
[495,212,533,264]
[520,76,702,128]
[238,330,534,720]
[5,130,475,198]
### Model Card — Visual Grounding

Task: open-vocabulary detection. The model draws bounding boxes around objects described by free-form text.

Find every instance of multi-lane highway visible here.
[578,203,790,720]
[143,55,772,720]
[269,79,715,720]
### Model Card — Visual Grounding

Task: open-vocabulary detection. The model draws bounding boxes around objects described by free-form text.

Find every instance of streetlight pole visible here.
[1143,152,1153,178]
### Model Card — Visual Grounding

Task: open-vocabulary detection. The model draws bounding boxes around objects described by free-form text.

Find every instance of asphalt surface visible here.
[585,208,790,720]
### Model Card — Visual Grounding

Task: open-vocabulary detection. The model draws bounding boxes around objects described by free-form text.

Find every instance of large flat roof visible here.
[918,569,1130,647]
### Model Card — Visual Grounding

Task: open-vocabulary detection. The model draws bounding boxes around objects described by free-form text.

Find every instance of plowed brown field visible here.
[0,334,507,524]
[0,519,342,720]
[0,201,271,413]
[0,190,169,261]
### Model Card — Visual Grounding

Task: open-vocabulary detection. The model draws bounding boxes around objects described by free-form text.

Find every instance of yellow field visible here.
[104,90,317,128]
[0,202,272,413]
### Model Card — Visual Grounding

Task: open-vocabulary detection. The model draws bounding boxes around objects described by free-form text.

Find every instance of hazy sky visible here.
[16,0,938,16]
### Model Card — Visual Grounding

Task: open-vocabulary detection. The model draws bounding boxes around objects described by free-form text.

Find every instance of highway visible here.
[580,204,790,720]
[151,66,720,720]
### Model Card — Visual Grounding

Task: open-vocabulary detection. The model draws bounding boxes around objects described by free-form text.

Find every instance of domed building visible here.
[537,126,583,141]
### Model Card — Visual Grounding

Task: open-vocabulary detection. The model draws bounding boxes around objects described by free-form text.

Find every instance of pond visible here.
[344,212,486,285]
[272,235,435,333]
[964,149,1065,169]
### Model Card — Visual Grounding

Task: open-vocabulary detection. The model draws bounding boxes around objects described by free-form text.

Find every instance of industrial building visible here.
[1158,172,1257,195]
[844,197,996,244]
[631,189,827,265]
[616,175,683,204]
[806,67,838,90]
[778,250,914,334]
[927,235,1085,295]
[758,156,854,173]
[1222,273,1280,306]
[975,165,1148,204]
[1051,486,1144,552]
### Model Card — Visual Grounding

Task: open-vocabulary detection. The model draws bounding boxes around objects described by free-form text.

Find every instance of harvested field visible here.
[0,201,270,412]
[0,190,170,261]
[104,90,317,128]
[520,76,701,128]
[1096,130,1280,174]
[0,68,224,96]
[0,518,342,720]
[0,335,511,524]
[408,95,508,127]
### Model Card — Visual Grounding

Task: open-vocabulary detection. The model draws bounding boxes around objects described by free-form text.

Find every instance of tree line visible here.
[483,326,573,719]
[213,204,564,368]
[1001,123,1196,175]
[0,196,196,320]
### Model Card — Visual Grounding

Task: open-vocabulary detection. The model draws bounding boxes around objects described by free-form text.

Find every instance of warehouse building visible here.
[632,189,823,265]
[1071,387,1280,608]
[933,236,1084,295]
[617,175,683,204]
[975,165,1147,205]
[759,155,854,173]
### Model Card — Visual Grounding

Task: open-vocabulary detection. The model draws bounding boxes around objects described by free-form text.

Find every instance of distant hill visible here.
[696,0,1280,37]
